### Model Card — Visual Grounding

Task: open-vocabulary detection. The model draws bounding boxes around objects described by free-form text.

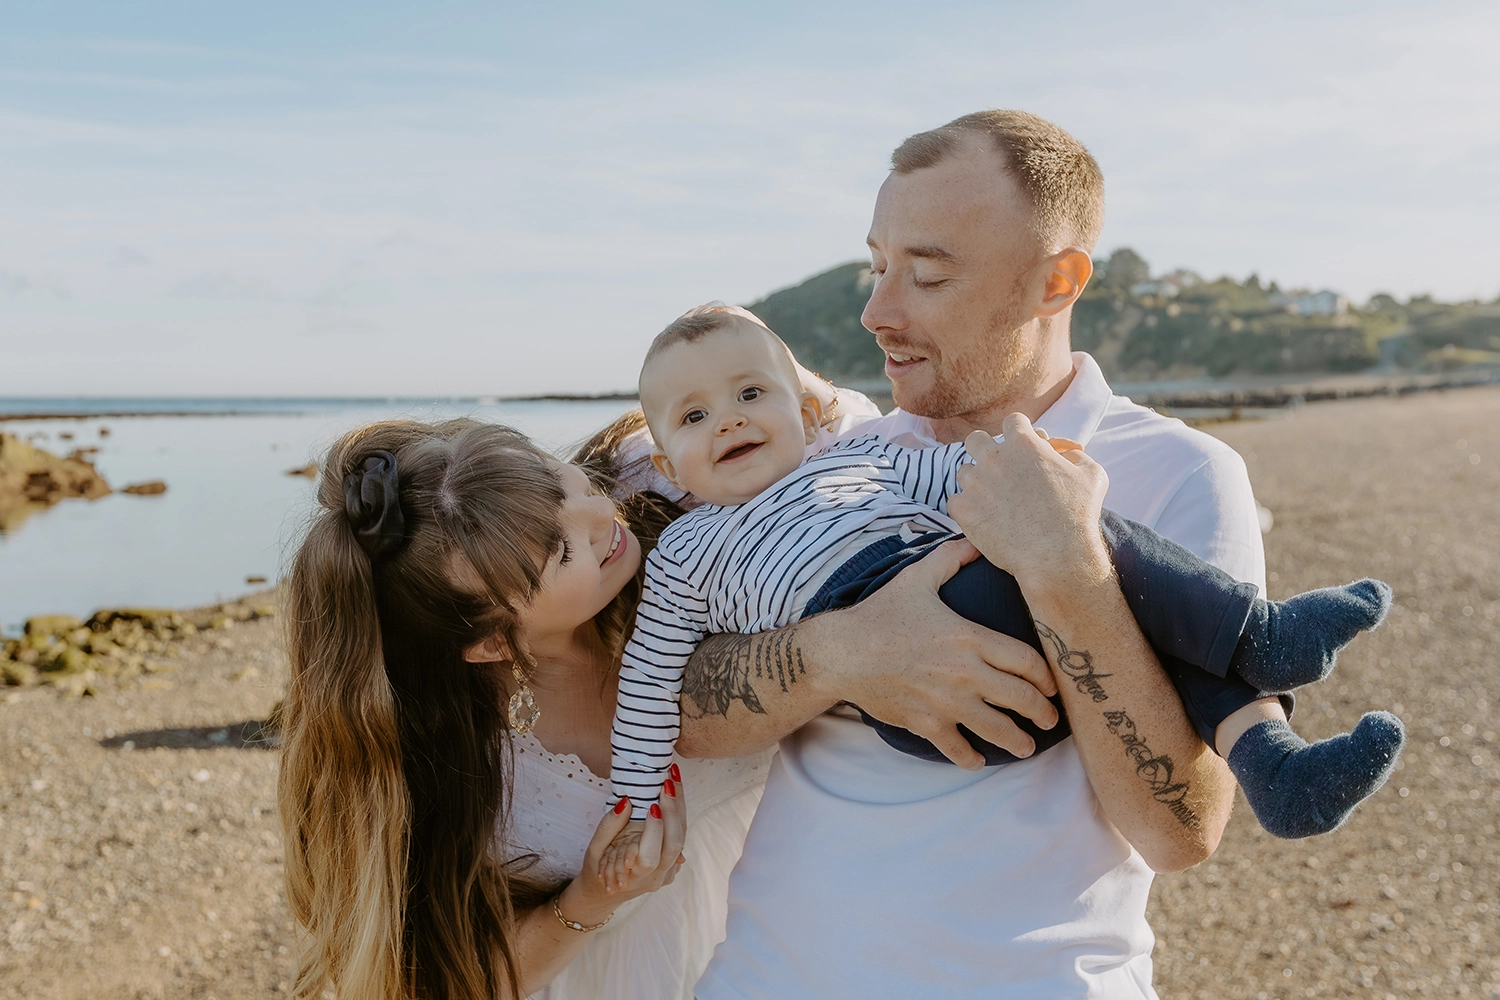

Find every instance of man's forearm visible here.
[675,619,844,758]
[1024,574,1235,872]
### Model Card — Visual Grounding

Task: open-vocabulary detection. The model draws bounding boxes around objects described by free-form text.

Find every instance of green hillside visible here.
[743,252,1500,384]
[745,262,885,381]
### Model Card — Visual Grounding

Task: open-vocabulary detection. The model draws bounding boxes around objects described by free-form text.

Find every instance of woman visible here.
[277,414,771,1000]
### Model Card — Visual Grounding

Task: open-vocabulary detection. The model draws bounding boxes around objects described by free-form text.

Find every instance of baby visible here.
[603,304,1405,872]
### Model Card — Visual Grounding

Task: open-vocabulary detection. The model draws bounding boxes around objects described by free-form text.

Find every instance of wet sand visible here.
[2,386,1497,999]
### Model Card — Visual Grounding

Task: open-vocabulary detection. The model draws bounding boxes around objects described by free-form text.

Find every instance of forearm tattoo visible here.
[682,626,807,718]
[1033,620,1199,829]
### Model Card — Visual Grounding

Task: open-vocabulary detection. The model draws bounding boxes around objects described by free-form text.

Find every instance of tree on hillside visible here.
[1095,248,1150,291]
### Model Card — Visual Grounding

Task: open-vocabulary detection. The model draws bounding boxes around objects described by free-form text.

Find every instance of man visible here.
[676,110,1273,998]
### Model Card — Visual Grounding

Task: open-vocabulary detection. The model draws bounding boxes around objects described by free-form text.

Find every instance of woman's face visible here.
[512,461,641,651]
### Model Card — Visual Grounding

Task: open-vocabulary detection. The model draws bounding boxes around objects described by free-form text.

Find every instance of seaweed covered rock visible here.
[0,434,112,530]
[1,596,279,695]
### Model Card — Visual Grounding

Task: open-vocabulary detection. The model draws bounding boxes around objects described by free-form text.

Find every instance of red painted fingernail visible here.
[663,779,676,797]
[669,763,681,781]
[614,797,629,814]
[649,803,662,819]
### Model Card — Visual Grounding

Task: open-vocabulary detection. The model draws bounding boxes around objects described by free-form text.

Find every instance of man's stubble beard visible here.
[892,272,1041,422]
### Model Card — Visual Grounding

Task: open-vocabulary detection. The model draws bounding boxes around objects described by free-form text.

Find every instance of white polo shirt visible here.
[695,352,1265,1000]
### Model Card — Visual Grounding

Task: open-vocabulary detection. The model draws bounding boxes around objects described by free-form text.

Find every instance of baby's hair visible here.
[642,302,781,371]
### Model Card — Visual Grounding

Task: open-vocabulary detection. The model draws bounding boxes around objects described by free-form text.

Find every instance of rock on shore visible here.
[0,433,111,531]
[1,601,276,697]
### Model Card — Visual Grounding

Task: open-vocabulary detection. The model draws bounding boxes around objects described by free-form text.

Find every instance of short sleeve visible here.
[1151,449,1267,596]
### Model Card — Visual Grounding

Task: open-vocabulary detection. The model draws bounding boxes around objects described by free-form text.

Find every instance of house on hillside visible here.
[1269,288,1349,317]
[1129,278,1181,299]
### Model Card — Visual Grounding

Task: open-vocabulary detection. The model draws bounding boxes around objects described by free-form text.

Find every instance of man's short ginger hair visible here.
[892,109,1104,252]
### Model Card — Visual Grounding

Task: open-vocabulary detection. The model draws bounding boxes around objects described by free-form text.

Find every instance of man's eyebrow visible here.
[865,237,959,264]
[905,244,959,263]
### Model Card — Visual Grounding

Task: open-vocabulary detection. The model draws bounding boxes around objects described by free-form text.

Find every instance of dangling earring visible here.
[508,662,541,734]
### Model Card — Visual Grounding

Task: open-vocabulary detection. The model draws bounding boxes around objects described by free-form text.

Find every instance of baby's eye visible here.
[738,386,763,403]
[683,408,707,426]
[558,540,573,565]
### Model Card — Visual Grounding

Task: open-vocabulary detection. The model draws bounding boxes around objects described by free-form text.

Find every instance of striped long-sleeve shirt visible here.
[610,434,976,818]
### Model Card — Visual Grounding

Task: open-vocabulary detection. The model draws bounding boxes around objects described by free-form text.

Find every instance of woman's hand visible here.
[554,774,688,930]
[948,413,1112,596]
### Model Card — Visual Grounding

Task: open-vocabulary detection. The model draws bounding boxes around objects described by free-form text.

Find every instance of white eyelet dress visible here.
[501,732,772,1000]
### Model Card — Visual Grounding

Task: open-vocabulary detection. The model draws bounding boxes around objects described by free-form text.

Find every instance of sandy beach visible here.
[2,386,1497,999]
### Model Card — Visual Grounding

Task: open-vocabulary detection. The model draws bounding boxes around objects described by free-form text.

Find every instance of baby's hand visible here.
[598,821,645,893]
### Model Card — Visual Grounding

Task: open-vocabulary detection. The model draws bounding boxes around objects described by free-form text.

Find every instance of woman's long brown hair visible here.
[278,412,677,1000]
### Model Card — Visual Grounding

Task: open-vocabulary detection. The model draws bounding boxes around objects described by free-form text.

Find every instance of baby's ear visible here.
[799,393,825,446]
[651,451,682,489]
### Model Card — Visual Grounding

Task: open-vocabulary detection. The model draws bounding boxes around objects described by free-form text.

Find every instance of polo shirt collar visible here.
[1034,352,1114,448]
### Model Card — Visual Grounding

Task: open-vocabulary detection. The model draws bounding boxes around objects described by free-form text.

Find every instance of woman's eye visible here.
[738,386,762,403]
[684,409,707,425]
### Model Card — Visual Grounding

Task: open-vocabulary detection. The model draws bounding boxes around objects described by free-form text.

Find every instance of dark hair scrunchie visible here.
[343,450,407,560]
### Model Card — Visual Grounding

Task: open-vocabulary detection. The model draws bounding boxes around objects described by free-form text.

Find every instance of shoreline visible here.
[4,368,1500,422]
[0,392,642,422]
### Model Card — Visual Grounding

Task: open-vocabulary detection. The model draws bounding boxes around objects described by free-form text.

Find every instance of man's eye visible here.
[683,409,707,425]
[738,386,762,403]
[914,276,948,290]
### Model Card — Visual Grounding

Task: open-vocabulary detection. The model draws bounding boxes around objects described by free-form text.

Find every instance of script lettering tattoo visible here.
[1033,620,1199,829]
[1033,620,1111,702]
[1102,710,1200,829]
[681,626,807,718]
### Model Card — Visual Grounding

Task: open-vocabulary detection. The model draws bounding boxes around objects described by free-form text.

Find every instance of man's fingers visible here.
[974,666,1060,730]
[974,628,1057,698]
[958,704,1037,760]
[902,537,980,590]
[964,428,1001,461]
[1001,412,1037,442]
[917,723,986,771]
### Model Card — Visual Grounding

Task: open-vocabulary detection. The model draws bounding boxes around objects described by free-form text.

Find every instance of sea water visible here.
[0,398,637,634]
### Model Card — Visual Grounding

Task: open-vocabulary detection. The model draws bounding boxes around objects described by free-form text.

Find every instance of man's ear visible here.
[1037,249,1094,317]
[800,393,826,445]
[651,450,682,488]
[462,631,512,665]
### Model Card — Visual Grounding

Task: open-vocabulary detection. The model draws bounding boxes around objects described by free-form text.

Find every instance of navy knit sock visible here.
[1229,579,1392,691]
[1226,713,1405,838]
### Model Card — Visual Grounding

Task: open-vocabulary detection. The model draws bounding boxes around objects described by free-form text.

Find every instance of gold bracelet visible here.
[551,895,611,933]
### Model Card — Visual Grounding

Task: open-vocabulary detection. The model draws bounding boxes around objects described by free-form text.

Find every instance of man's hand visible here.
[677,536,1060,769]
[949,413,1112,593]
[808,537,1059,769]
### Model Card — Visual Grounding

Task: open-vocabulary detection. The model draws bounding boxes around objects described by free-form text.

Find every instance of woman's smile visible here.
[601,520,626,567]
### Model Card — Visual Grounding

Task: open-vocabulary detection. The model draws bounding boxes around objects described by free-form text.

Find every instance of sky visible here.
[2,0,1498,397]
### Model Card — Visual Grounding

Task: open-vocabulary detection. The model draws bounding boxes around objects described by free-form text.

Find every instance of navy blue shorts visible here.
[801,513,1291,766]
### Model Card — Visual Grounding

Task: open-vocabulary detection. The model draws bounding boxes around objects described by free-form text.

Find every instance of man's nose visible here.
[861,269,905,334]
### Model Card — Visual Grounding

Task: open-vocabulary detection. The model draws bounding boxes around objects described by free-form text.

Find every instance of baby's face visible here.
[640,325,819,506]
